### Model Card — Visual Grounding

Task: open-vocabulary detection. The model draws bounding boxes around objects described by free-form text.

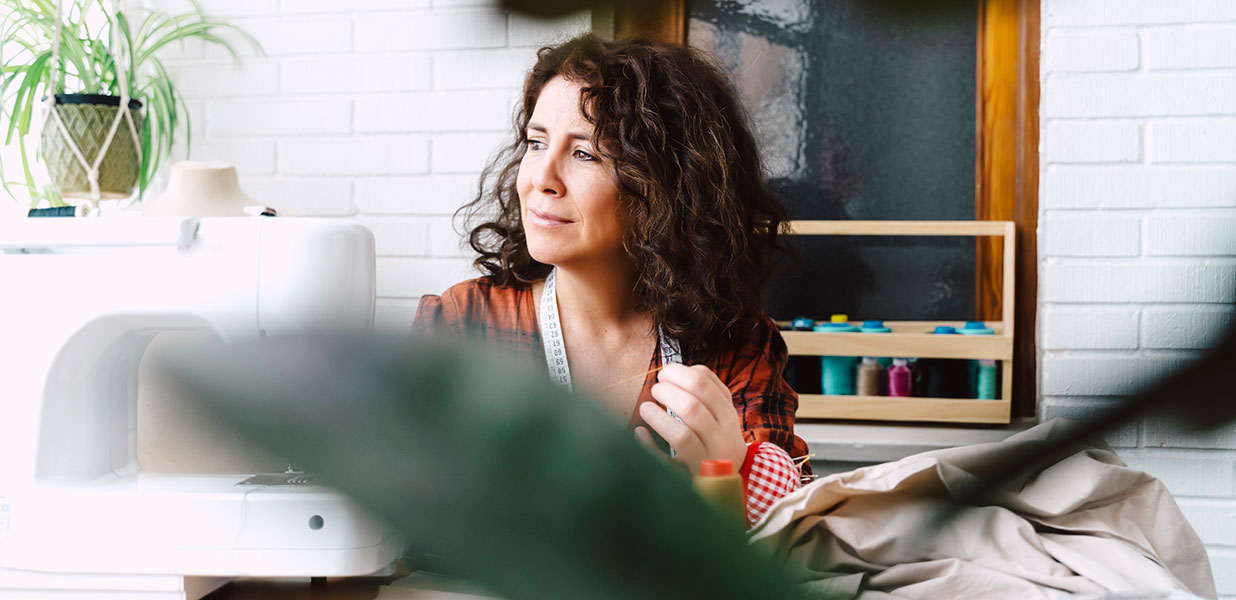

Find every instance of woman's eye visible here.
[526,139,546,151]
[573,149,597,162]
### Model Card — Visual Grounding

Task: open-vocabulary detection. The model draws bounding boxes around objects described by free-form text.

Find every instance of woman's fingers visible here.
[638,400,703,456]
[634,425,657,450]
[656,364,737,427]
[650,379,720,433]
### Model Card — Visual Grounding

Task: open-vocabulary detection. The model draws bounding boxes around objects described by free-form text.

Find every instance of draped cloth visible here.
[749,420,1216,600]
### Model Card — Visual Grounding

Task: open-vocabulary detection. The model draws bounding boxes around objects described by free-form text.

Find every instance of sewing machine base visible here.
[0,571,229,599]
[0,473,402,597]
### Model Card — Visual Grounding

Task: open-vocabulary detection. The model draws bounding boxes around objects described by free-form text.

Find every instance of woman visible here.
[413,34,808,527]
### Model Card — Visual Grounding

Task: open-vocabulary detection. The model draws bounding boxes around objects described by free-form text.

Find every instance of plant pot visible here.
[40,93,144,199]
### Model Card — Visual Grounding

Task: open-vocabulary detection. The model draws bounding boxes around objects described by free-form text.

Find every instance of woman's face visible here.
[517,76,628,269]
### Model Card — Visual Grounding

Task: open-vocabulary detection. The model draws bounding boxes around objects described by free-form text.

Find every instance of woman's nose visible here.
[530,153,564,197]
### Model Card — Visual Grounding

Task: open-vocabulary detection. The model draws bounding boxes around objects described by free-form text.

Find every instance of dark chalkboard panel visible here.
[689,1,978,324]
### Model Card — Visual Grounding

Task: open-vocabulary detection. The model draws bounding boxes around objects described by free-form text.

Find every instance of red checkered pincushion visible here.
[739,442,803,527]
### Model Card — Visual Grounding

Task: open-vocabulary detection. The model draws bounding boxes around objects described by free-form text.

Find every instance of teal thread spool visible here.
[976,359,998,399]
[815,315,859,395]
[959,321,995,398]
[859,320,892,368]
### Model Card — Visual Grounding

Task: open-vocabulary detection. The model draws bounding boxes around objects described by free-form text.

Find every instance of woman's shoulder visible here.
[432,276,533,309]
[414,276,535,333]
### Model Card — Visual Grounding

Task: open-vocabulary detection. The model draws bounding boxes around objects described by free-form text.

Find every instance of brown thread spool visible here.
[856,357,883,396]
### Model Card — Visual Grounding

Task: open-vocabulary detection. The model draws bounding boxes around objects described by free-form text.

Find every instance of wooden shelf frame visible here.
[785,220,1016,425]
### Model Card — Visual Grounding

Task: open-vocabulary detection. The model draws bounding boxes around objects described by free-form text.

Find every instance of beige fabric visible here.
[750,420,1216,600]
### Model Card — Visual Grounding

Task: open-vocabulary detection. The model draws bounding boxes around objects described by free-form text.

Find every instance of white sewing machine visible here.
[0,217,403,599]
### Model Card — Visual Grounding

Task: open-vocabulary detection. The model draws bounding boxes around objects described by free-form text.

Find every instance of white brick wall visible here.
[1041,1,1236,595]
[145,2,1236,591]
[147,1,591,331]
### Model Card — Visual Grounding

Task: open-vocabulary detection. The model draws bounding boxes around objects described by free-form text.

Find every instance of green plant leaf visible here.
[160,333,810,600]
[0,0,263,201]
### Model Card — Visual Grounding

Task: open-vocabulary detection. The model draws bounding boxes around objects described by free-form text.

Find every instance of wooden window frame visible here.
[602,0,1040,418]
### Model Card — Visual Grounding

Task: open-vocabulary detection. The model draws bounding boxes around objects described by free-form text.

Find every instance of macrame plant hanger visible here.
[44,0,141,214]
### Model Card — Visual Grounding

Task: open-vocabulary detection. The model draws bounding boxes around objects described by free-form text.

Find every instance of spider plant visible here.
[0,0,260,205]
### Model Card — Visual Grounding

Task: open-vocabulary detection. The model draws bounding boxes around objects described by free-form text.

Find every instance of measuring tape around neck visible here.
[540,268,681,393]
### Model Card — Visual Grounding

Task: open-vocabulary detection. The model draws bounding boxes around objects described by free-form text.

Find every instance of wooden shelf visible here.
[783,331,1013,361]
[797,395,1011,424]
[776,320,1006,334]
[784,220,1016,425]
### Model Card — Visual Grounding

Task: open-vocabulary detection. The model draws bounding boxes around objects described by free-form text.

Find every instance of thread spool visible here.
[959,321,995,398]
[921,326,968,398]
[859,320,892,369]
[815,314,858,396]
[976,359,998,400]
[856,357,884,396]
[887,358,912,397]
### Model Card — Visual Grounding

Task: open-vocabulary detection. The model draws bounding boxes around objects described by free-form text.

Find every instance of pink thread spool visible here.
[888,358,913,397]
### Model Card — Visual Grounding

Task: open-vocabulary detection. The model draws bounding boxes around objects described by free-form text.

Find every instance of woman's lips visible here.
[528,208,574,228]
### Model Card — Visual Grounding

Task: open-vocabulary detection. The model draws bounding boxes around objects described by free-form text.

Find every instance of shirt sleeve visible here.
[411,294,446,335]
[718,318,812,474]
[714,319,812,527]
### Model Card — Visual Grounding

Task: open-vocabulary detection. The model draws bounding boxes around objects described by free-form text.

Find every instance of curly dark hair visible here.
[459,34,790,359]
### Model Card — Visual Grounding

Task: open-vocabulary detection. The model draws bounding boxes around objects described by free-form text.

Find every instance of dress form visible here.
[142,160,254,217]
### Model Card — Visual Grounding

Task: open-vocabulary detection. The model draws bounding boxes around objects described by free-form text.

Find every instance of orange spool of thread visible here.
[694,459,746,524]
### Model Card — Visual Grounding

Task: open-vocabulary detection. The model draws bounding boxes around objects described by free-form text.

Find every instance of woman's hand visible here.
[635,363,748,475]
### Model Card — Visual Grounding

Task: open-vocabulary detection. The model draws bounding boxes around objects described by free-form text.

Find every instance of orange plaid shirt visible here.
[412,277,811,473]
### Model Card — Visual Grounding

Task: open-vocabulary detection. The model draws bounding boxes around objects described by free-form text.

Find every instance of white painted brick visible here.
[356,92,514,133]
[1041,354,1188,396]
[239,178,354,216]
[154,38,204,60]
[375,297,420,333]
[204,18,352,58]
[1210,548,1236,596]
[1149,119,1236,163]
[355,174,480,215]
[1039,397,1139,447]
[1042,74,1236,118]
[1116,449,1235,498]
[427,215,471,257]
[1147,26,1236,70]
[1042,30,1139,73]
[1177,499,1236,546]
[279,136,431,176]
[207,98,352,137]
[376,256,476,297]
[432,132,509,173]
[356,216,432,256]
[165,61,279,98]
[1041,212,1140,256]
[282,55,432,94]
[1044,167,1236,209]
[280,0,430,13]
[1045,0,1236,26]
[1142,305,1235,349]
[184,100,207,137]
[433,0,500,7]
[1040,262,1236,303]
[151,0,278,17]
[170,140,277,176]
[508,11,590,47]
[1146,212,1236,256]
[1043,120,1140,164]
[434,48,539,90]
[355,11,507,52]
[1144,414,1236,450]
[1040,306,1140,350]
